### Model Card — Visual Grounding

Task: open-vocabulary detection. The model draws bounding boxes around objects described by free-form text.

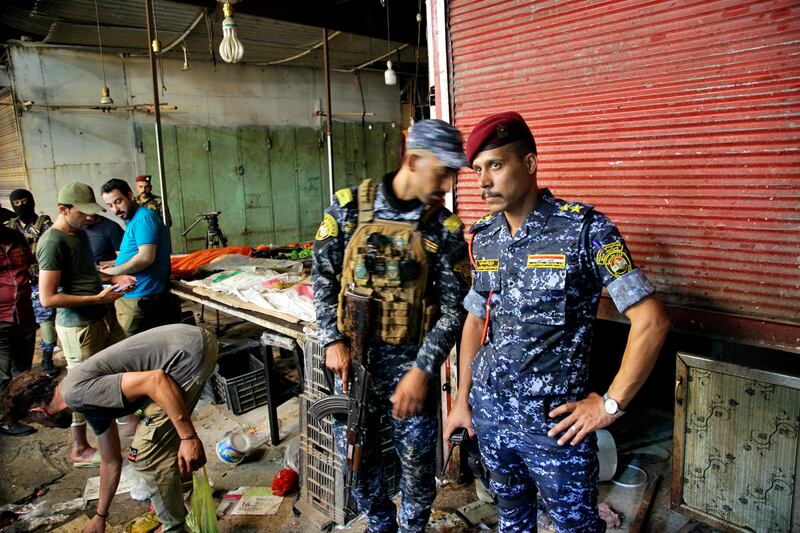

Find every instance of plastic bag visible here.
[185,467,219,533]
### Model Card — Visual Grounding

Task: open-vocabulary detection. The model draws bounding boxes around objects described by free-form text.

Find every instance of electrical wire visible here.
[92,0,107,87]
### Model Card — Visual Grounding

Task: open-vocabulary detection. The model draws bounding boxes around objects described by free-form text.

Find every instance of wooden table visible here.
[171,280,310,445]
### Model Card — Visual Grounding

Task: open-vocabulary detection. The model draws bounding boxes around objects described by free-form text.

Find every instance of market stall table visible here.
[171,280,309,445]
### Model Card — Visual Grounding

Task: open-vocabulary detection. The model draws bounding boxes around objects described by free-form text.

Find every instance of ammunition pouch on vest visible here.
[337,179,438,346]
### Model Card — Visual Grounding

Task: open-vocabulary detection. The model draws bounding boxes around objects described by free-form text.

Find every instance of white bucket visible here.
[596,429,618,482]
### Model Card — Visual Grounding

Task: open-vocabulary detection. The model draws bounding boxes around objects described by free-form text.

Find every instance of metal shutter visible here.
[0,90,28,208]
[448,0,800,346]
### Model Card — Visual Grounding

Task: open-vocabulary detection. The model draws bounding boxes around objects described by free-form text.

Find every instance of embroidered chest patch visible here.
[475,259,500,272]
[527,254,566,269]
[422,238,439,253]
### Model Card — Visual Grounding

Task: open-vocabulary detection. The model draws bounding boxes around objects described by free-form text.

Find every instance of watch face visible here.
[604,398,618,415]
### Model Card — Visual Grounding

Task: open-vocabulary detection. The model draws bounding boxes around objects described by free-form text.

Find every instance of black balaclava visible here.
[9,189,36,224]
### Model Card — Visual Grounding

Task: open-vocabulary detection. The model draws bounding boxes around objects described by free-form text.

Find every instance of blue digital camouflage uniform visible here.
[312,173,469,533]
[7,216,56,337]
[464,189,655,533]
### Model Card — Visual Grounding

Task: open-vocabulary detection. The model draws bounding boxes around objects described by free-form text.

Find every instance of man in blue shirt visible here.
[100,179,174,337]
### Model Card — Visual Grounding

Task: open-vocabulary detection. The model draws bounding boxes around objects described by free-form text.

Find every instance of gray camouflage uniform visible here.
[312,173,469,532]
[465,189,655,532]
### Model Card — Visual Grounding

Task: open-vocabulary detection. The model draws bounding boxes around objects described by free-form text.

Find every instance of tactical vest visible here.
[336,179,435,346]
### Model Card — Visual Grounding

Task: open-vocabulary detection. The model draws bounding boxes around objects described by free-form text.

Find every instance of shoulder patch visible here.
[315,213,339,241]
[443,213,464,234]
[594,241,632,278]
[469,212,497,233]
[335,188,354,207]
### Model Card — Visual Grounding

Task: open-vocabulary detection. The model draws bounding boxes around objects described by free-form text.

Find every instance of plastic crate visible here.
[298,393,400,526]
[211,339,268,415]
[302,336,333,399]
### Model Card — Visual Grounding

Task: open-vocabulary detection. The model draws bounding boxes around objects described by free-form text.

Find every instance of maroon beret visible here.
[135,175,151,183]
[465,111,536,165]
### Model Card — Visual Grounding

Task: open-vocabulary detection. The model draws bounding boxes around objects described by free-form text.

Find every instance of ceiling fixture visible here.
[384,61,397,86]
[181,41,191,71]
[384,0,396,85]
[93,0,113,105]
[218,2,244,64]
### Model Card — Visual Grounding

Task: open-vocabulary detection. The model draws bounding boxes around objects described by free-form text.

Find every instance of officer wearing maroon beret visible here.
[135,175,171,227]
[445,112,670,532]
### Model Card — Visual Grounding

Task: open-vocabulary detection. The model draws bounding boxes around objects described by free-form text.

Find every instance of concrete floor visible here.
[0,316,701,532]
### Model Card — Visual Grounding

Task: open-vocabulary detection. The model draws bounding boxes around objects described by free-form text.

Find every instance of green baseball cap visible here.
[57,182,105,214]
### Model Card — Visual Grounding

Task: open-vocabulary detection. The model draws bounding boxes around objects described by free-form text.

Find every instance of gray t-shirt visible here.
[61,324,208,435]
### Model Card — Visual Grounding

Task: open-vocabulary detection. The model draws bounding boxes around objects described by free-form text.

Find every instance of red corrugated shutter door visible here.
[449,0,800,346]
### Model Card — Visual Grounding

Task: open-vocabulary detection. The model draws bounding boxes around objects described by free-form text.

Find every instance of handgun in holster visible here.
[309,289,376,511]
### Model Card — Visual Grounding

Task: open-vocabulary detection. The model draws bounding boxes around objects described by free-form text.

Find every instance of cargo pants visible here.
[128,330,218,532]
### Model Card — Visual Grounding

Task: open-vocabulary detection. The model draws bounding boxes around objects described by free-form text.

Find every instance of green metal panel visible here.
[331,122,350,191]
[239,126,274,246]
[384,123,401,172]
[365,123,388,180]
[294,128,324,241]
[136,125,186,253]
[140,123,401,251]
[269,127,301,244]
[176,127,213,251]
[208,128,245,247]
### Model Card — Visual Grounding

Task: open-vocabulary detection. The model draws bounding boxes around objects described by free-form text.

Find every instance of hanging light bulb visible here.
[384,60,397,85]
[383,0,397,86]
[181,41,191,71]
[100,85,113,105]
[218,2,244,64]
[93,0,113,105]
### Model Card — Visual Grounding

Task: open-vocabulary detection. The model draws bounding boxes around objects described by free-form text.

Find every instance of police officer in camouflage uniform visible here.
[444,112,671,532]
[135,175,171,227]
[312,120,470,533]
[7,189,59,378]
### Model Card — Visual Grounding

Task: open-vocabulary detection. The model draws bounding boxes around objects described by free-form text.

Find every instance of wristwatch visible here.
[603,392,625,418]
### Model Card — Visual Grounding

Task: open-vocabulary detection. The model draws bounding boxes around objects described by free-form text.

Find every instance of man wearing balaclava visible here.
[7,189,59,378]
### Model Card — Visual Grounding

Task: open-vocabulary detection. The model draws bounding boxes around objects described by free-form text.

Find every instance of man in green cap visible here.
[36,182,137,467]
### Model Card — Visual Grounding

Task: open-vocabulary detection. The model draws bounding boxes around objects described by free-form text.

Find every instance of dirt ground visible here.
[0,316,700,532]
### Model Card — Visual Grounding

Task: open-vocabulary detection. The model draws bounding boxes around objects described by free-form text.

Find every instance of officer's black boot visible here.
[40,344,59,378]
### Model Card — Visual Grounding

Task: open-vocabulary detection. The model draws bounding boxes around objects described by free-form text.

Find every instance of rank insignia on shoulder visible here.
[443,213,464,234]
[527,254,566,269]
[423,238,439,253]
[315,213,339,241]
[469,212,496,233]
[335,188,354,206]
[475,258,500,272]
[559,203,584,214]
[595,241,632,278]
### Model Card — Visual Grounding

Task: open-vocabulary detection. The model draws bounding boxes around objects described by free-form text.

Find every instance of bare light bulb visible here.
[100,85,113,105]
[384,60,397,85]
[181,41,191,71]
[218,2,244,64]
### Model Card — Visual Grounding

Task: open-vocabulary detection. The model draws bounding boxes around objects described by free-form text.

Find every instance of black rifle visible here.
[309,290,375,512]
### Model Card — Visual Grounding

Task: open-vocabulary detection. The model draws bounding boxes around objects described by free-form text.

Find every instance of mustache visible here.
[481,190,502,200]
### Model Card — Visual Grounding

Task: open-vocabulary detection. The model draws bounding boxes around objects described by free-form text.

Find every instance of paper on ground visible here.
[229,487,282,515]
[83,464,139,501]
